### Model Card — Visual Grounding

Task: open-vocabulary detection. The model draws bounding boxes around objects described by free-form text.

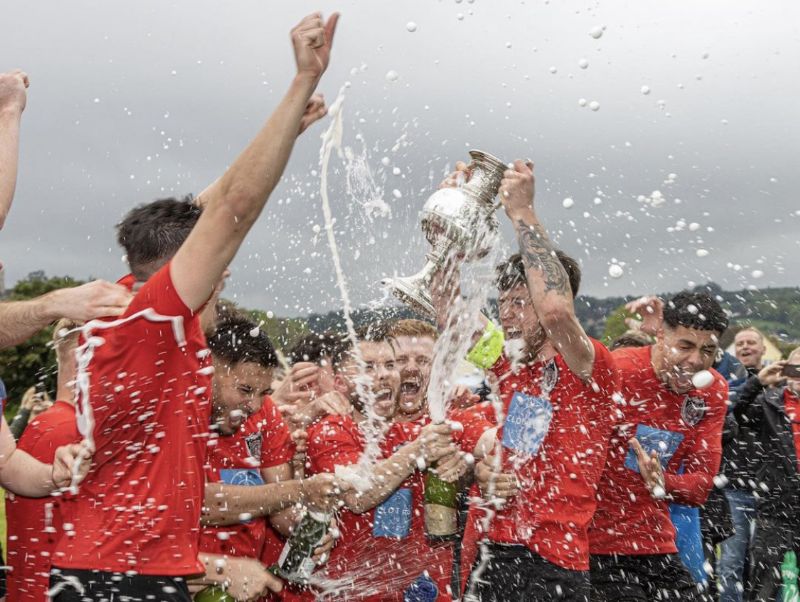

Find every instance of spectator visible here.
[8,386,53,441]
[732,350,800,602]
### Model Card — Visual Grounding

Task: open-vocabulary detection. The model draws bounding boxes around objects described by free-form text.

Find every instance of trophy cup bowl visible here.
[383,150,506,318]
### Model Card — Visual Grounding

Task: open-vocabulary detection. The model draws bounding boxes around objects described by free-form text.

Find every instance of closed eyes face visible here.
[212,361,273,434]
[658,325,719,393]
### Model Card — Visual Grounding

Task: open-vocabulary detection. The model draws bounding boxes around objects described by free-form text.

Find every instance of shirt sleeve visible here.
[306,417,362,474]
[449,404,496,454]
[125,261,198,323]
[258,396,295,468]
[664,378,728,506]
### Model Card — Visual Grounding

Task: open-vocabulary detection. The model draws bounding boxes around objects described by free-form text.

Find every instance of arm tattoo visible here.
[515,219,569,295]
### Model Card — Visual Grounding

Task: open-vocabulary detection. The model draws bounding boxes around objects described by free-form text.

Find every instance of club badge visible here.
[541,359,559,396]
[681,396,707,427]
[245,432,263,460]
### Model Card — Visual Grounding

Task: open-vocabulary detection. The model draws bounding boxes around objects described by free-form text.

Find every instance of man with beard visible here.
[295,325,462,601]
[439,160,620,602]
[389,319,437,423]
[588,291,729,601]
[195,314,344,600]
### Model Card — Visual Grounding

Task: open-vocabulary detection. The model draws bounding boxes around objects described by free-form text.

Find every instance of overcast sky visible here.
[1,1,798,316]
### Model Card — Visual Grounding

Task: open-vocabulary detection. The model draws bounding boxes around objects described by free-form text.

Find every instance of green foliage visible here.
[246,309,310,351]
[1,272,85,416]
[602,304,636,346]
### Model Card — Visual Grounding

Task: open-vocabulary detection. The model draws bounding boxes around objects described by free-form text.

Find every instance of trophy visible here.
[383,149,507,318]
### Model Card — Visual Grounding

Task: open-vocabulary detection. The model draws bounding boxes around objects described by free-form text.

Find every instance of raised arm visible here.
[499,161,594,379]
[0,69,28,231]
[0,280,132,349]
[171,12,339,311]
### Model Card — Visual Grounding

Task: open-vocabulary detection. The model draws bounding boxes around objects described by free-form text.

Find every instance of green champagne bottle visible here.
[194,585,235,602]
[424,469,458,542]
[271,510,331,585]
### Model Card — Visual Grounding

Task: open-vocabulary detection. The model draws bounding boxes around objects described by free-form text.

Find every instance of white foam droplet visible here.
[385,70,400,82]
[691,370,714,390]
[406,22,418,32]
[696,249,709,257]
[578,58,589,69]
[549,66,558,74]
[562,197,574,209]
[589,100,600,111]
[608,264,624,279]
[589,26,604,39]
[751,269,764,279]
[641,85,651,95]
[578,98,587,107]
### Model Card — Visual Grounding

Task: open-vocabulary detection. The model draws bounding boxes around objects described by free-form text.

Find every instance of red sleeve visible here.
[664,377,728,506]
[125,261,197,322]
[306,416,362,475]
[449,403,496,454]
[589,339,620,398]
[257,396,295,468]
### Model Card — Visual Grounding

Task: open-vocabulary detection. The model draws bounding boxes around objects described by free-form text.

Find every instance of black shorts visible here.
[589,553,708,601]
[465,543,590,601]
[50,568,192,602]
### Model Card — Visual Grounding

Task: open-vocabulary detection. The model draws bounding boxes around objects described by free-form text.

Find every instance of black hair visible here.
[662,291,729,335]
[207,314,279,369]
[610,330,654,351]
[116,196,201,280]
[287,331,348,366]
[496,252,581,299]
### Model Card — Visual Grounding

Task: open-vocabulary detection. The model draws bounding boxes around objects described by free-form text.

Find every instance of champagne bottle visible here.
[271,510,331,585]
[424,469,458,542]
[194,586,235,602]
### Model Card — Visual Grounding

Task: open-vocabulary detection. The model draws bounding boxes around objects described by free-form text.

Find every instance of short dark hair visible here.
[496,252,581,299]
[610,330,654,351]
[331,322,392,372]
[662,291,729,336]
[116,196,201,280]
[287,331,348,366]
[207,314,279,369]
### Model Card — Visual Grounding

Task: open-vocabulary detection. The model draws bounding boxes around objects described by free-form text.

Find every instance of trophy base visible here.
[383,277,436,319]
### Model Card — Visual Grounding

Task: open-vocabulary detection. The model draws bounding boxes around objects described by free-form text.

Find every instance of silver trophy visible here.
[383,149,507,318]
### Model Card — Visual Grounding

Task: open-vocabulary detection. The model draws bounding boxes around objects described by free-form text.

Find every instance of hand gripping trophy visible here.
[383,150,507,317]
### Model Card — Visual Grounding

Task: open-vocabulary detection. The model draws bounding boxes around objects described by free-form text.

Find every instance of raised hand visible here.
[301,473,352,513]
[291,12,339,82]
[0,69,29,115]
[498,160,535,220]
[52,440,94,490]
[758,361,787,387]
[417,422,458,464]
[299,93,327,134]
[438,161,472,189]
[625,296,664,335]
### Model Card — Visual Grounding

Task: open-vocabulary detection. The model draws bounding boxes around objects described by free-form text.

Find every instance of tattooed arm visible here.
[498,160,595,380]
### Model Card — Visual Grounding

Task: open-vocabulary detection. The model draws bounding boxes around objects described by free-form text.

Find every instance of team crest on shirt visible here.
[540,359,559,395]
[244,432,263,460]
[681,396,707,427]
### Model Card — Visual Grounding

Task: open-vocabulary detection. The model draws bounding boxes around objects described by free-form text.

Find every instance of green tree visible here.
[602,304,636,346]
[0,272,84,416]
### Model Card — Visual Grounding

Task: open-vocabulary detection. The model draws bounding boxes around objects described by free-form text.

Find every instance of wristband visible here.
[466,320,504,370]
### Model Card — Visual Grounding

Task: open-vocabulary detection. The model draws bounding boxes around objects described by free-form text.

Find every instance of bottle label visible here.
[624,424,684,473]
[424,503,457,536]
[502,392,553,457]
[373,488,412,538]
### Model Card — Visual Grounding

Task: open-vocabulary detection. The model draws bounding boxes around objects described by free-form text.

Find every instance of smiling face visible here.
[394,334,435,419]
[653,325,720,394]
[498,283,547,362]
[336,340,400,420]
[211,360,273,435]
[734,329,766,369]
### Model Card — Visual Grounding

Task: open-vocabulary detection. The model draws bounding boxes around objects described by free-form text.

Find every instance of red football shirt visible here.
[200,396,295,559]
[6,401,78,602]
[293,414,454,601]
[471,338,620,571]
[52,262,212,576]
[588,345,728,556]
